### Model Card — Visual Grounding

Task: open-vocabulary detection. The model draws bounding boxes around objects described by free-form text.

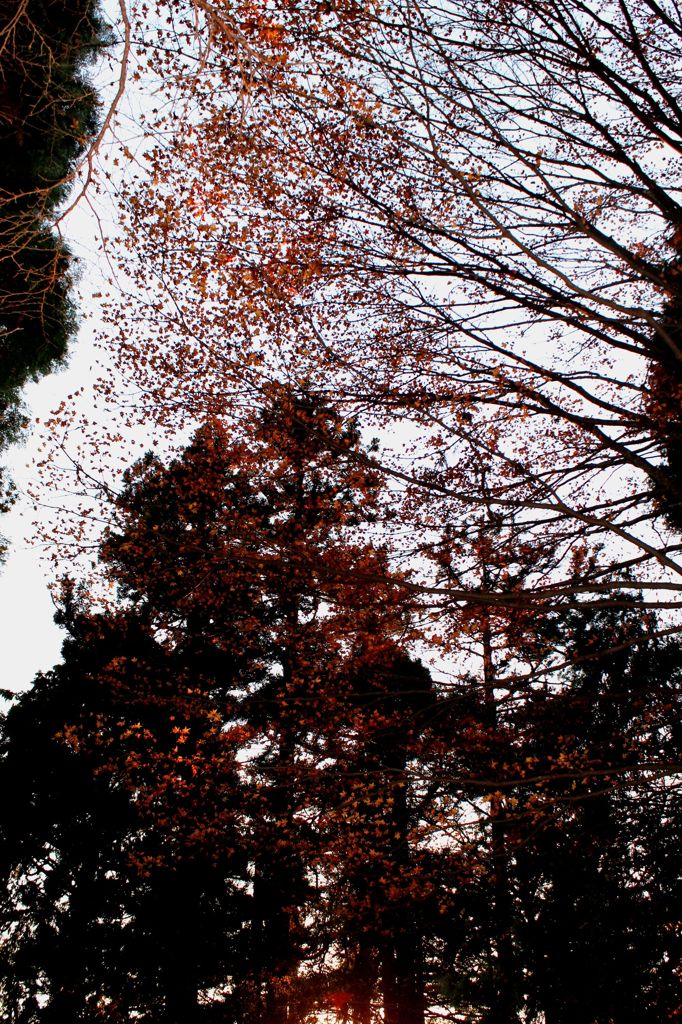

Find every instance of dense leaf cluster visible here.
[2,0,682,1021]
[2,395,680,1024]
[103,0,682,616]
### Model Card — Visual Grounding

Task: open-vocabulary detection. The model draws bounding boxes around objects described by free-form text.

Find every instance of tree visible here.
[100,386,413,1022]
[431,599,682,1024]
[0,597,248,1024]
[2,387,417,1022]
[0,0,111,553]
[14,3,682,1019]
[320,645,437,1024]
[91,0,682,618]
[7,403,681,1023]
[510,604,682,1024]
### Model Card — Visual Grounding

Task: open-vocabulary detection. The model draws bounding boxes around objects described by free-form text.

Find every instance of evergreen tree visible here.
[1,388,408,1022]
[0,0,109,538]
[512,605,682,1024]
[325,647,437,1024]
[0,600,247,1023]
[99,389,405,1023]
[435,601,682,1024]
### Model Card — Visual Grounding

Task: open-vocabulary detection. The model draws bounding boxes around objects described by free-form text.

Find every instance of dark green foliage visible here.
[3,396,680,1023]
[435,604,682,1024]
[512,606,682,1024]
[0,603,248,1023]
[0,0,109,517]
[646,230,682,531]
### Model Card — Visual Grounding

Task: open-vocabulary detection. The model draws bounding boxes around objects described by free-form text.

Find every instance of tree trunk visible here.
[381,940,399,1024]
[482,616,518,1024]
[351,938,376,1024]
[163,965,198,1024]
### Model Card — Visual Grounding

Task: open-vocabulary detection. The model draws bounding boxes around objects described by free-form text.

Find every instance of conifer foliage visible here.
[1,392,418,1022]
[3,392,680,1022]
[3,1,682,1022]
[0,0,107,534]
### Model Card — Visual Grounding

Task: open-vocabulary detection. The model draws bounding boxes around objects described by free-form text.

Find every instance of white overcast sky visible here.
[1,289,105,694]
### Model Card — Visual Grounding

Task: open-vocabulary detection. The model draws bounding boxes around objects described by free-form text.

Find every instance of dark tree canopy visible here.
[0,392,424,1023]
[0,0,108,537]
[2,2,682,1022]
[3,393,680,1022]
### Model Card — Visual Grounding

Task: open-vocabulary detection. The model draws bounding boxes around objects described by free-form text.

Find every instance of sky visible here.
[1,311,102,694]
[2,488,66,693]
